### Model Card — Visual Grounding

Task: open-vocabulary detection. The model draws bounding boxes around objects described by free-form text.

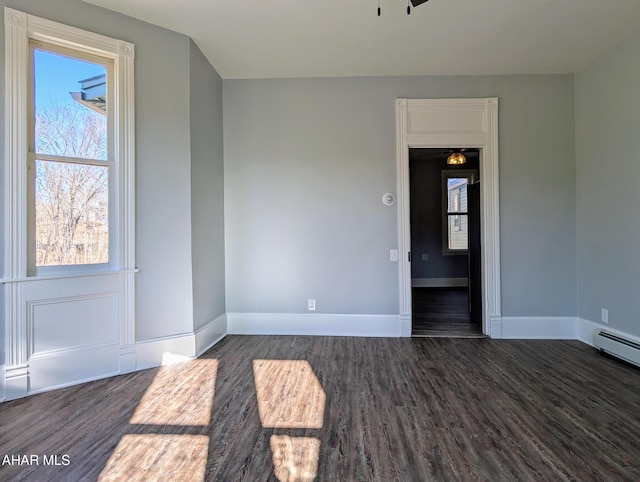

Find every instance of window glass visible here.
[34,160,109,266]
[447,178,468,212]
[33,49,108,161]
[447,214,468,250]
[31,45,111,268]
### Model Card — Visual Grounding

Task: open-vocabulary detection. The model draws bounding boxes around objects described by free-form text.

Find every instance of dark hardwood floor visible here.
[1,336,640,481]
[412,287,483,337]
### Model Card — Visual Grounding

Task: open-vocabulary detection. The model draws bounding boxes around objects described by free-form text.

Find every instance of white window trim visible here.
[4,7,135,279]
[3,8,136,397]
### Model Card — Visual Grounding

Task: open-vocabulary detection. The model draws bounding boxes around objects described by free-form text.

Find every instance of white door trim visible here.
[395,98,501,337]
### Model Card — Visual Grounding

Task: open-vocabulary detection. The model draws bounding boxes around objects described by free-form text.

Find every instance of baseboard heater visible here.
[592,330,640,368]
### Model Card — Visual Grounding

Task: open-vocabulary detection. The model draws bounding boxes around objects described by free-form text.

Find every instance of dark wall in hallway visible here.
[409,149,479,281]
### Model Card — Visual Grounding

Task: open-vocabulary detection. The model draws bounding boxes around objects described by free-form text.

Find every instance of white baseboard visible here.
[136,315,228,370]
[227,313,402,337]
[1,319,227,402]
[498,317,578,339]
[135,333,197,370]
[135,317,228,371]
[29,344,120,394]
[412,278,468,288]
[7,313,633,403]
[577,318,600,346]
[3,364,29,400]
[119,346,137,374]
[576,318,640,347]
[6,346,121,398]
[28,370,121,397]
[195,313,227,356]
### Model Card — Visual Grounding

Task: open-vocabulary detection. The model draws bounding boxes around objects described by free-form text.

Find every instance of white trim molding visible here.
[135,334,198,371]
[3,8,135,400]
[497,317,578,340]
[227,313,402,337]
[396,98,500,338]
[135,314,227,371]
[577,318,601,346]
[195,314,227,356]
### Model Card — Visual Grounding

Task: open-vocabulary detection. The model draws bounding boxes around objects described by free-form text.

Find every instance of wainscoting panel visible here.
[29,293,117,356]
[18,273,122,397]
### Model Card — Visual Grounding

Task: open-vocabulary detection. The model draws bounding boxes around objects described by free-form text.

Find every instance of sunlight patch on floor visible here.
[130,359,218,426]
[270,435,320,482]
[253,359,325,429]
[98,434,209,482]
[253,359,326,481]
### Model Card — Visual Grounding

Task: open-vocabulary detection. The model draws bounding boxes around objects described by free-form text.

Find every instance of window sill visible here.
[0,268,138,284]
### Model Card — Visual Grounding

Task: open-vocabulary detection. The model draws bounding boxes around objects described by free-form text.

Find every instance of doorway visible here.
[395,98,501,337]
[409,149,482,337]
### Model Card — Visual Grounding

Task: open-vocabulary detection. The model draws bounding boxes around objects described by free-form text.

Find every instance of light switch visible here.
[390,249,399,262]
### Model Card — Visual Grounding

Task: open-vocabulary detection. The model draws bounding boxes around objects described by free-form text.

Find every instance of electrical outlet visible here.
[308,299,316,311]
[601,308,608,323]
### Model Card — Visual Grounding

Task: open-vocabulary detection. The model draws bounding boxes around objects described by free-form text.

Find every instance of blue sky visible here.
[34,49,105,111]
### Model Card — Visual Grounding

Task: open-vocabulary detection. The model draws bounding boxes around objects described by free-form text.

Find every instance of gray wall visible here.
[190,40,226,331]
[575,29,640,337]
[0,0,221,344]
[223,75,577,317]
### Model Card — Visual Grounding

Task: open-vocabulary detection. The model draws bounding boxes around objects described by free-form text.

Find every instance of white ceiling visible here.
[83,0,640,79]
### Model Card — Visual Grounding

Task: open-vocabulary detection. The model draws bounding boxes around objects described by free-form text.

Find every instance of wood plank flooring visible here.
[412,287,483,337]
[1,336,640,481]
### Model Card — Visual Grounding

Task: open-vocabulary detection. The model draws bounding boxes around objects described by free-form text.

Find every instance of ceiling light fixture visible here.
[378,0,430,16]
[446,152,467,165]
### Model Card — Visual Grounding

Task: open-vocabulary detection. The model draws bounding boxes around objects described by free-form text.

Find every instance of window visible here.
[29,43,113,269]
[442,170,478,254]
[3,7,135,278]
